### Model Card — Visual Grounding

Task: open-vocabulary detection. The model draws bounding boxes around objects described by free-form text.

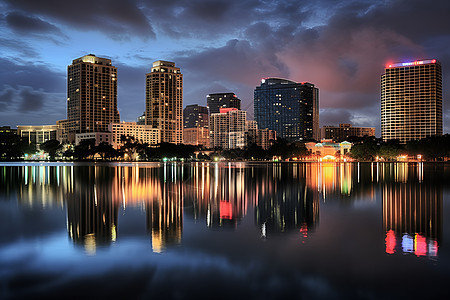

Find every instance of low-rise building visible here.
[75,132,112,146]
[17,125,58,145]
[108,122,160,149]
[305,139,352,160]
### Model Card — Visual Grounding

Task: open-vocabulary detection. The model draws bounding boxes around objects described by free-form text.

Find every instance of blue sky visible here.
[1,0,450,135]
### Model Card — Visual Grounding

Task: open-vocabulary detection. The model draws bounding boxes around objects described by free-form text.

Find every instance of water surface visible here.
[1,162,449,299]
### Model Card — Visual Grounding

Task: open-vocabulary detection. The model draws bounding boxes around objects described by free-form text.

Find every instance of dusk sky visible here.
[0,0,449,136]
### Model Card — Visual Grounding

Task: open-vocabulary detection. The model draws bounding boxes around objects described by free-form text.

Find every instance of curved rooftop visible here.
[260,78,296,85]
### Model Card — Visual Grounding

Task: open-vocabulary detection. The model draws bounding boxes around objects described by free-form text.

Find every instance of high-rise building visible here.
[67,54,120,140]
[207,93,241,114]
[145,61,183,144]
[321,124,375,142]
[254,78,319,142]
[381,59,442,143]
[183,105,209,148]
[210,108,246,149]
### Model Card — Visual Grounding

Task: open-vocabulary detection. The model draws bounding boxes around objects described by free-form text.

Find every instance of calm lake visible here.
[1,162,449,299]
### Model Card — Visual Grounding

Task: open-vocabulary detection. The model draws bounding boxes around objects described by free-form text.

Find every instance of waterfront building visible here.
[254,78,319,142]
[207,93,241,114]
[67,54,120,141]
[183,105,210,147]
[75,132,112,146]
[321,124,375,142]
[305,139,352,160]
[108,122,160,149]
[145,60,183,144]
[17,125,58,145]
[381,59,442,143]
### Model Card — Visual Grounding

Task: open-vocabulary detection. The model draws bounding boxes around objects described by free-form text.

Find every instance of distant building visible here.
[246,121,276,150]
[184,104,209,128]
[108,122,160,149]
[137,113,145,125]
[207,93,241,114]
[254,78,319,142]
[75,132,112,146]
[321,124,375,142]
[0,126,17,135]
[56,119,69,143]
[381,59,442,143]
[67,54,120,141]
[210,108,246,149]
[183,105,209,148]
[17,125,58,145]
[145,60,183,144]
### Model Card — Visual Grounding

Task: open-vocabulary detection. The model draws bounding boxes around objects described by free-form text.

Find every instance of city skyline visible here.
[0,0,450,136]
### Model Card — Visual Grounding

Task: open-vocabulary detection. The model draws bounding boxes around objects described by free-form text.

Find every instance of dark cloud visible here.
[0,57,65,93]
[2,0,155,39]
[5,11,63,36]
[0,37,39,57]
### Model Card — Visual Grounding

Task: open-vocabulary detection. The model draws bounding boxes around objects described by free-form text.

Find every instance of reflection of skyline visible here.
[3,162,447,254]
[382,164,442,258]
[66,167,118,255]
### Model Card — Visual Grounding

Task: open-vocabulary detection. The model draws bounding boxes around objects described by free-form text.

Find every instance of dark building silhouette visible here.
[254,78,319,141]
[207,92,241,114]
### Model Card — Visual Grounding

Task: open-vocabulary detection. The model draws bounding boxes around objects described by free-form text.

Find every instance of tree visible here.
[40,139,62,160]
[74,139,96,160]
[95,142,119,160]
[0,133,24,160]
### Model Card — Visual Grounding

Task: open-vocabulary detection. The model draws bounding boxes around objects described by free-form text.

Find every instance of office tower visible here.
[67,54,120,139]
[207,92,241,114]
[183,104,209,147]
[321,124,375,142]
[145,60,183,144]
[381,59,442,143]
[210,108,246,149]
[254,78,319,142]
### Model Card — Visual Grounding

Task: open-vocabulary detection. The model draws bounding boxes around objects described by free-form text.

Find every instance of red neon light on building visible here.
[219,108,238,114]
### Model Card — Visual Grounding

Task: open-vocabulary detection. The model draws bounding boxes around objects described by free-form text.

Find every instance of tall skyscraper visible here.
[145,61,183,144]
[381,59,442,143]
[67,54,119,137]
[207,92,241,114]
[254,78,319,142]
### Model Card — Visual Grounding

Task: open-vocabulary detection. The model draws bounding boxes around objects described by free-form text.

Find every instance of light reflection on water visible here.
[1,162,449,299]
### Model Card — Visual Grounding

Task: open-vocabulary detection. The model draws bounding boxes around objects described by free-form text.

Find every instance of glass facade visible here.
[254,78,319,142]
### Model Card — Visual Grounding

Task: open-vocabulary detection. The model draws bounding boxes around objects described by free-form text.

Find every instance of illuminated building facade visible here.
[108,122,160,149]
[321,124,375,142]
[381,59,442,143]
[305,140,352,159]
[67,54,120,140]
[17,125,58,145]
[254,78,319,141]
[145,60,183,144]
[183,104,209,147]
[210,108,246,149]
[207,92,241,114]
[75,132,112,146]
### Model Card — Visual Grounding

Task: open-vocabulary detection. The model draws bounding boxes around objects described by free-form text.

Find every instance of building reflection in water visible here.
[382,163,442,258]
[66,166,118,255]
[183,162,247,229]
[255,163,319,239]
